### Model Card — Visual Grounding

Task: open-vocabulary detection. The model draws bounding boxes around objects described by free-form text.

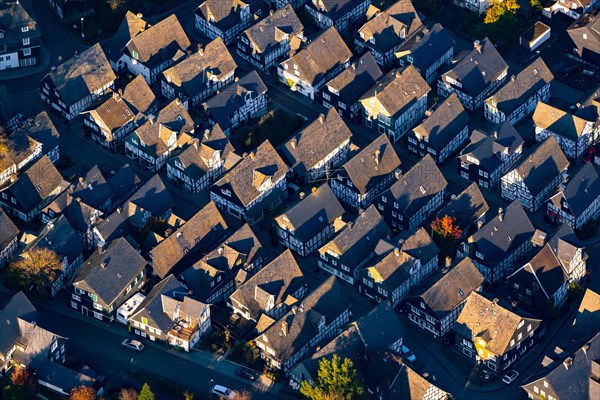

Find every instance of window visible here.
[583,33,588,40]
[51,341,58,352]
[61,345,65,353]
[322,92,331,101]
[141,317,148,326]
[338,102,346,110]
[93,312,102,320]
[21,27,29,32]
[23,37,30,46]
[510,339,515,347]
[75,287,84,295]
[475,251,484,260]
[72,294,81,301]
[1,193,6,199]
[132,50,139,59]
[93,302,102,311]
[91,294,97,302]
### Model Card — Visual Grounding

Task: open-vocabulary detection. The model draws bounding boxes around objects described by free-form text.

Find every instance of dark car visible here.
[236,367,259,381]
[561,66,580,78]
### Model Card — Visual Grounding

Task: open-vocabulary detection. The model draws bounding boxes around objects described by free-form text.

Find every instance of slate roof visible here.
[25,215,84,264]
[413,93,469,150]
[360,66,430,117]
[213,140,288,208]
[455,292,541,355]
[93,207,137,248]
[392,363,449,400]
[521,332,600,400]
[364,246,413,290]
[340,133,400,195]
[509,136,569,196]
[487,57,553,115]
[387,154,447,216]
[415,257,483,318]
[0,1,39,49]
[436,182,489,234]
[281,108,352,177]
[570,289,600,340]
[162,37,237,99]
[156,99,195,134]
[196,0,253,32]
[125,174,174,221]
[460,122,524,172]
[121,75,157,116]
[86,94,135,133]
[204,70,267,132]
[353,301,404,352]
[230,249,306,321]
[149,201,228,278]
[400,23,454,69]
[45,43,116,107]
[444,38,508,98]
[325,52,383,106]
[12,319,61,366]
[107,164,141,204]
[44,192,98,234]
[508,244,568,300]
[567,9,600,56]
[71,165,113,210]
[73,238,146,306]
[3,155,64,213]
[1,128,40,168]
[124,14,190,68]
[549,163,600,218]
[23,112,61,156]
[307,0,366,20]
[30,359,96,392]
[533,101,593,141]
[257,276,348,363]
[358,0,422,52]
[319,205,390,266]
[275,184,344,242]
[243,5,303,53]
[280,27,352,85]
[0,292,38,359]
[0,210,18,252]
[106,11,149,63]
[470,200,535,265]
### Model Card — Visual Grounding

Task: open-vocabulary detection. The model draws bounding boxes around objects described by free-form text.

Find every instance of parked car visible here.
[236,367,259,381]
[401,345,416,362]
[211,385,236,399]
[502,370,519,384]
[121,339,144,352]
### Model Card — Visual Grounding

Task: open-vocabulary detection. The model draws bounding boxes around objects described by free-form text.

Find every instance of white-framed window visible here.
[475,251,484,260]
[93,302,103,311]
[72,294,81,301]
[21,27,29,32]
[23,37,30,46]
[23,47,31,56]
[51,341,58,352]
[322,92,331,101]
[338,102,346,110]
[93,312,103,320]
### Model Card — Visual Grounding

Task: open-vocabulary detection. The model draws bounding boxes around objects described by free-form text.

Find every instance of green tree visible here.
[300,355,366,400]
[484,0,520,24]
[7,248,63,296]
[137,383,155,400]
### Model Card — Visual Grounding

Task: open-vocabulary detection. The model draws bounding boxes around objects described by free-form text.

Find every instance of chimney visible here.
[217,247,223,255]
[395,70,401,78]
[445,256,452,268]
[563,357,573,370]
[511,75,516,82]
[249,151,255,159]
[100,261,107,269]
[374,149,381,165]
[290,138,297,149]
[234,76,240,83]
[493,131,498,138]
[498,207,504,222]
[198,47,204,57]
[394,169,402,180]
[299,192,305,200]
[281,320,288,336]
[149,115,156,124]
[474,40,482,54]
[318,113,325,124]
[97,244,104,254]
[204,128,210,139]
[393,247,400,256]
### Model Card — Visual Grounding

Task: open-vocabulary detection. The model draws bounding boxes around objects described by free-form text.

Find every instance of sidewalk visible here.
[0,45,50,81]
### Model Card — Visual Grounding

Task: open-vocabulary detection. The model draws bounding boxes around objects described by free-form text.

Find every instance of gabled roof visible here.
[357,0,422,52]
[521,332,600,400]
[93,207,137,249]
[162,37,237,99]
[549,163,600,218]
[392,363,450,400]
[129,275,186,332]
[509,136,569,196]
[319,205,390,265]
[567,9,600,54]
[416,257,483,318]
[22,112,61,154]
[455,292,541,355]
[280,27,352,85]
[533,101,593,141]
[243,4,303,53]
[487,57,553,115]
[341,133,400,195]
[24,215,84,264]
[326,52,383,106]
[470,200,535,265]
[275,184,344,242]
[460,122,524,172]
[413,93,469,150]
[44,191,99,233]
[547,223,583,273]
[570,289,600,340]
[0,128,40,168]
[196,0,253,32]
[106,11,149,62]
[387,154,447,216]
[436,182,489,234]
[149,201,228,278]
[257,276,348,362]
[360,66,430,117]
[281,108,352,177]
[0,292,38,359]
[444,38,508,97]
[230,249,306,321]
[308,0,367,20]
[73,237,146,306]
[71,165,113,210]
[204,70,267,132]
[121,75,157,116]
[399,23,454,69]
[45,43,116,107]
[3,155,64,213]
[156,98,195,133]
[125,174,174,220]
[124,14,190,68]
[107,163,141,202]
[86,94,135,133]
[363,246,414,289]
[213,140,288,208]
[353,301,404,353]
[0,209,19,251]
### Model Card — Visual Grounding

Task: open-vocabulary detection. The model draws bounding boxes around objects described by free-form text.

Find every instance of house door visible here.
[81,306,89,317]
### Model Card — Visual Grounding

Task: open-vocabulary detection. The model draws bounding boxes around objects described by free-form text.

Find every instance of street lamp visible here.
[80,17,85,39]
[209,379,213,399]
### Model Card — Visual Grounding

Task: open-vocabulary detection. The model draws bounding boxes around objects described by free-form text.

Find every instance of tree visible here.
[119,388,138,400]
[7,248,63,296]
[300,355,366,400]
[484,0,520,24]
[11,366,33,389]
[2,385,27,400]
[236,391,253,400]
[137,383,155,400]
[0,126,8,156]
[431,215,462,240]
[70,386,97,400]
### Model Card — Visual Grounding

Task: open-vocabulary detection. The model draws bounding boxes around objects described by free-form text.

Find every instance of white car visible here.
[121,339,144,352]
[211,385,236,399]
[502,370,519,384]
[402,345,416,362]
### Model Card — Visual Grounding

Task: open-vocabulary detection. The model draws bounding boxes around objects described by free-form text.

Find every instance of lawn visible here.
[233,108,305,152]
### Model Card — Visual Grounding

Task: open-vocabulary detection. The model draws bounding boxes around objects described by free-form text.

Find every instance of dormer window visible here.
[21,27,29,32]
